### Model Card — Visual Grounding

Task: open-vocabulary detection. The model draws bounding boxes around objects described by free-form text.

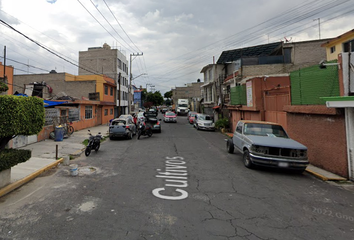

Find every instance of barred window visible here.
[104,109,108,116]
[69,108,80,122]
[110,108,113,115]
[85,106,93,119]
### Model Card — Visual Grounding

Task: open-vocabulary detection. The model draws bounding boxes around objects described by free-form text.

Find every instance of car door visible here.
[233,121,244,151]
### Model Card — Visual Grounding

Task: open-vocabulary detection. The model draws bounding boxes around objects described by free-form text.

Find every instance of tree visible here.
[146,91,164,106]
[164,90,172,99]
[0,83,45,171]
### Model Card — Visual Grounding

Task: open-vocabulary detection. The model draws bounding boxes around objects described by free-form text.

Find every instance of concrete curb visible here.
[0,158,64,198]
[305,168,347,181]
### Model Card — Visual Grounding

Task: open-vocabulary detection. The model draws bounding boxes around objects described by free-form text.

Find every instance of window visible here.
[104,85,108,95]
[110,87,113,96]
[236,122,243,134]
[343,40,354,53]
[330,46,336,54]
[104,109,108,116]
[85,106,93,119]
[118,59,122,69]
[110,109,113,115]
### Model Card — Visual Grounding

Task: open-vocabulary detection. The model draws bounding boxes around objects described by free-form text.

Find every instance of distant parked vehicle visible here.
[226,120,309,173]
[187,111,197,124]
[194,113,215,131]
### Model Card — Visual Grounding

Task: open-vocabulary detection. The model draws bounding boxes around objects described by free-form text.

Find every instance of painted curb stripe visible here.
[0,158,63,198]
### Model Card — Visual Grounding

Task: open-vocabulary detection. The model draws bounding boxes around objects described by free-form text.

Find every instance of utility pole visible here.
[314,18,321,39]
[129,52,143,114]
[118,72,121,117]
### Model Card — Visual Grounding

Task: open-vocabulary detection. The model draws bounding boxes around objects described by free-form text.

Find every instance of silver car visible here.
[109,116,137,140]
[194,114,215,131]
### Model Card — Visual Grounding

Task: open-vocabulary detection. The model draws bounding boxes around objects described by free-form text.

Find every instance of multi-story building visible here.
[171,80,204,112]
[79,43,129,116]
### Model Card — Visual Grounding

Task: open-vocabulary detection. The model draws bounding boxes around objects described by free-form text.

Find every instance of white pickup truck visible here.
[226,120,309,173]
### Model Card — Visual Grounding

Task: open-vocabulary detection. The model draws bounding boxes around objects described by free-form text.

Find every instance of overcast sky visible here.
[1,0,354,95]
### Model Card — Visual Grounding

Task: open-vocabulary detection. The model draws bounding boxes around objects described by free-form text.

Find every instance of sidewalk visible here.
[0,127,348,198]
[0,124,110,198]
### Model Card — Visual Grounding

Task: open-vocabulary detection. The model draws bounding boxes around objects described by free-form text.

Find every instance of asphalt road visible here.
[1,114,354,240]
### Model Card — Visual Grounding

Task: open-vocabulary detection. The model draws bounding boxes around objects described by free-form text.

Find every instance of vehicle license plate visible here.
[278,162,289,167]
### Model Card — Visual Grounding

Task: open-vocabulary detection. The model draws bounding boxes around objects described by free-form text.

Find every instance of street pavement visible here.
[0,124,348,198]
[0,124,110,198]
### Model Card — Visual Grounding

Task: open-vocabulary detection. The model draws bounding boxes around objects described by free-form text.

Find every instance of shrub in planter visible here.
[0,149,31,172]
[0,92,44,171]
[215,118,230,130]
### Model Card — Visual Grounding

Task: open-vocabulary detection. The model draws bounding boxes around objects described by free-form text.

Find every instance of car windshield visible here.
[138,112,144,117]
[198,115,212,121]
[179,104,188,107]
[112,120,126,125]
[244,123,288,138]
[166,112,175,116]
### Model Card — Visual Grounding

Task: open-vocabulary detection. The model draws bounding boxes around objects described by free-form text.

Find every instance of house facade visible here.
[12,72,116,144]
[0,61,14,96]
[171,80,204,112]
[79,43,129,115]
[220,39,351,179]
[200,64,224,118]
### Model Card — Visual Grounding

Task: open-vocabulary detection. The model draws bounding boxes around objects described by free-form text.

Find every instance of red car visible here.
[187,111,197,124]
[164,111,177,123]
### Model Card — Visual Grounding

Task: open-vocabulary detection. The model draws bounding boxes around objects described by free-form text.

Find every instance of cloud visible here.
[46,0,57,3]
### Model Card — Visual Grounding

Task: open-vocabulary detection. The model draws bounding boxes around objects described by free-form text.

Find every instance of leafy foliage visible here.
[0,95,45,138]
[0,149,31,171]
[146,91,164,106]
[215,118,229,129]
[164,90,172,99]
[0,81,9,92]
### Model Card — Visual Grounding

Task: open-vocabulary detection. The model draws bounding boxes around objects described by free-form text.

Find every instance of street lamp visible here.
[129,52,143,114]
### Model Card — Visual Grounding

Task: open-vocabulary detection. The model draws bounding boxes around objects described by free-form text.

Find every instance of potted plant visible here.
[215,118,229,133]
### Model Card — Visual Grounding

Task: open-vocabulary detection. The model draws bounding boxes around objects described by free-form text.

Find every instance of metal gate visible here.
[264,93,289,131]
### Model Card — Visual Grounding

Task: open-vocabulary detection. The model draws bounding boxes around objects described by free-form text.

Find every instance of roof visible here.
[217,42,283,64]
[321,29,354,47]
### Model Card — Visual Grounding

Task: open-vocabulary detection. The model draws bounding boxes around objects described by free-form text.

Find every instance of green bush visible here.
[0,95,45,138]
[0,149,31,171]
[215,118,229,129]
[0,95,44,171]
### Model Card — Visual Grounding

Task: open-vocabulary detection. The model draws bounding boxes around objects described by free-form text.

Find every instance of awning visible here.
[321,96,354,108]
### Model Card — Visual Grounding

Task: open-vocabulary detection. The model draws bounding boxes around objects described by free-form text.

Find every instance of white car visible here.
[194,114,215,131]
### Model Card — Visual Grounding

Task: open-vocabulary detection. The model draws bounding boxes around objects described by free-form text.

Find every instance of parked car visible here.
[119,114,134,122]
[226,120,309,173]
[194,113,215,131]
[187,111,197,124]
[109,117,137,140]
[161,108,168,114]
[164,111,177,123]
[148,108,158,117]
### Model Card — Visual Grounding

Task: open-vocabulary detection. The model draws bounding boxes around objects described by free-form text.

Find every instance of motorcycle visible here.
[137,121,153,139]
[85,130,102,156]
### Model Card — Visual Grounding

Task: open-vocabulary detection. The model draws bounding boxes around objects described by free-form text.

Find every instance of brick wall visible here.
[13,73,95,100]
[285,108,347,177]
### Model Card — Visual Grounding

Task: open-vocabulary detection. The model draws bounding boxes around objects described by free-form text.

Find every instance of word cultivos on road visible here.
[152,156,188,200]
